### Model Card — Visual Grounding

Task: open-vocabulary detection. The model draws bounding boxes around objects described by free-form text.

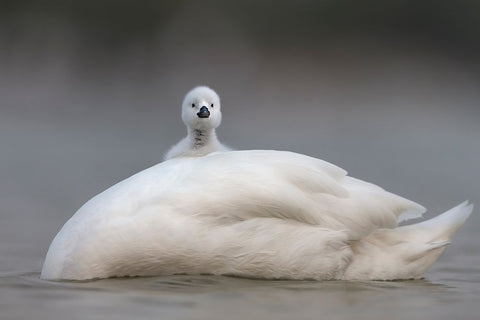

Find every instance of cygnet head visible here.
[182,86,222,131]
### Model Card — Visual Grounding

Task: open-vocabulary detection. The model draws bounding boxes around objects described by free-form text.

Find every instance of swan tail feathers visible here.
[343,202,472,280]
[413,201,473,234]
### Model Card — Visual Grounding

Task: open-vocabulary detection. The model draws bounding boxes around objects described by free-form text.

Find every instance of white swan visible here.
[41,150,472,281]
[164,86,230,160]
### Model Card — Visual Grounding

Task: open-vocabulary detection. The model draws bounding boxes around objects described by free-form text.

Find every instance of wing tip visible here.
[398,203,427,222]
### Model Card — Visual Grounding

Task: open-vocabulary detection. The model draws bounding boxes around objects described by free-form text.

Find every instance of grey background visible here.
[1,1,479,319]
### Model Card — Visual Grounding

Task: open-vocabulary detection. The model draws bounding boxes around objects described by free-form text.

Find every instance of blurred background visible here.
[1,1,479,319]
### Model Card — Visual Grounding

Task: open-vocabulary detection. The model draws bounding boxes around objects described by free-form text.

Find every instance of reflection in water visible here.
[0,273,469,320]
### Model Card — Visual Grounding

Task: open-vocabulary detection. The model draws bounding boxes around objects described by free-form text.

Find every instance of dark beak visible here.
[197,106,210,118]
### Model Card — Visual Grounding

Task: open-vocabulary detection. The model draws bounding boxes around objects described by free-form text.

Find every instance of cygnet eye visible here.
[191,103,195,108]
[210,103,214,108]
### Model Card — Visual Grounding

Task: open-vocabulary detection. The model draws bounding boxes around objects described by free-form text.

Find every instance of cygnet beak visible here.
[197,106,210,118]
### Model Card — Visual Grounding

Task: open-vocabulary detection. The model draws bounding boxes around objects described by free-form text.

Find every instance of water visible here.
[1,95,479,318]
[1,8,480,317]
[1,267,479,320]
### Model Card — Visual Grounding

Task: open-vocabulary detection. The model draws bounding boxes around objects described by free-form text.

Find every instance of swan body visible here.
[164,86,230,160]
[41,150,472,281]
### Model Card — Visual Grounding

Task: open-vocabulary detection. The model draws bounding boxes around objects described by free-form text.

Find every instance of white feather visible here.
[343,201,473,280]
[41,150,471,280]
[164,86,230,160]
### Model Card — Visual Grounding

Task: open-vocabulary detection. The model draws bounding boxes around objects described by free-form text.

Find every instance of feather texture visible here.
[41,150,471,280]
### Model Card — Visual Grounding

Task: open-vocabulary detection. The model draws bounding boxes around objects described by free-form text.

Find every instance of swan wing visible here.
[41,149,427,280]
[156,150,426,238]
[59,150,426,242]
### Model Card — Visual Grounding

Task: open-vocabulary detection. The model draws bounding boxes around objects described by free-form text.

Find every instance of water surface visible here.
[1,265,479,320]
[1,11,480,317]
[1,109,479,319]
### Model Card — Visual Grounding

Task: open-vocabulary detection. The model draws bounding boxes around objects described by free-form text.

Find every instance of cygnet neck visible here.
[187,127,218,149]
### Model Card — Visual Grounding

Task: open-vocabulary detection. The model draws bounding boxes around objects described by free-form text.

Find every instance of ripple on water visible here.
[1,269,479,320]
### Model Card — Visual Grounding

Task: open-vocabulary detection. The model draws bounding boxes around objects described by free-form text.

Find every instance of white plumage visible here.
[164,86,230,160]
[41,150,472,281]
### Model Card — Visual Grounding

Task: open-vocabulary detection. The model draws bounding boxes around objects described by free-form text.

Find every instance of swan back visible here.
[41,150,429,280]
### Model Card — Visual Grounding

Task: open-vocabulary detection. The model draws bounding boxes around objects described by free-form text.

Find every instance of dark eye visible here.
[210,103,214,108]
[191,103,195,108]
